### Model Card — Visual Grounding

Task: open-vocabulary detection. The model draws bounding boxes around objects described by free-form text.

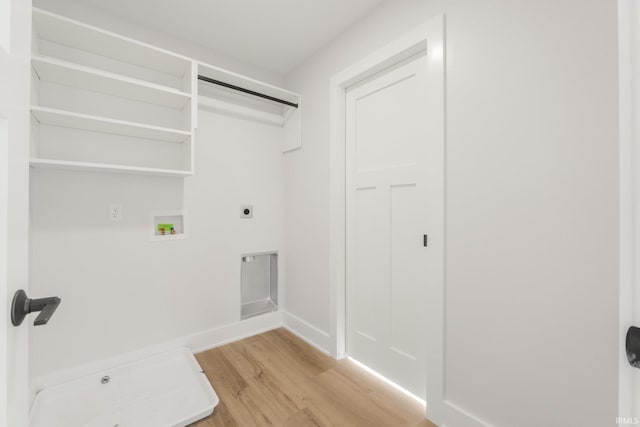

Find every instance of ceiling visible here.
[80,0,385,74]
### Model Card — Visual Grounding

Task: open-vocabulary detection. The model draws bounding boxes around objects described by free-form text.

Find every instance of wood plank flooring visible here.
[192,328,437,427]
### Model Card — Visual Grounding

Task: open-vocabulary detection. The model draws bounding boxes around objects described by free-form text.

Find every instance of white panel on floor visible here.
[30,348,218,427]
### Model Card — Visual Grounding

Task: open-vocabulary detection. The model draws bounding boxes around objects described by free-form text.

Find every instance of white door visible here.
[345,53,433,400]
[0,1,32,426]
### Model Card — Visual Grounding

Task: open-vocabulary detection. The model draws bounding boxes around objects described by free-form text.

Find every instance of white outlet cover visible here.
[110,204,122,221]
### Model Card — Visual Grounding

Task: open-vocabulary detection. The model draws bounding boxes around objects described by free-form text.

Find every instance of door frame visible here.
[328,15,443,360]
[0,1,32,426]
[328,14,445,415]
[619,0,639,419]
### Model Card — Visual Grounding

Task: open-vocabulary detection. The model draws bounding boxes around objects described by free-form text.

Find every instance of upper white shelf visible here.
[32,8,191,77]
[32,56,191,108]
[31,106,191,143]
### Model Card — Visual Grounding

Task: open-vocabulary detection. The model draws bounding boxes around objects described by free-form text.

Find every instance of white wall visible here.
[284,1,619,426]
[28,0,287,384]
[30,108,285,379]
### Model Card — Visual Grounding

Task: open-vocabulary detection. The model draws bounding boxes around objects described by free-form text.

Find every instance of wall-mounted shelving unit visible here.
[30,8,197,177]
[29,8,304,178]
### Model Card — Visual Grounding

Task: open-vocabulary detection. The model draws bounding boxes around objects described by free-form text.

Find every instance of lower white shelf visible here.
[30,158,193,178]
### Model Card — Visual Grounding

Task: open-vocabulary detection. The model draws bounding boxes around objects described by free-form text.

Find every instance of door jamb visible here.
[619,0,639,419]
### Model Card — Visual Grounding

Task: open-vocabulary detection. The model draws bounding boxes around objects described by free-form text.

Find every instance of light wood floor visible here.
[192,328,436,427]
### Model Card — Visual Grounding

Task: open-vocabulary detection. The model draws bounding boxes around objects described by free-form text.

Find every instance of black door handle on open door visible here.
[11,289,61,327]
[626,326,640,368]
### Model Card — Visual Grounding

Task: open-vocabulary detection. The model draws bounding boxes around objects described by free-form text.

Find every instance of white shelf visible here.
[30,158,192,177]
[197,62,300,107]
[33,8,190,77]
[32,56,191,108]
[31,106,191,143]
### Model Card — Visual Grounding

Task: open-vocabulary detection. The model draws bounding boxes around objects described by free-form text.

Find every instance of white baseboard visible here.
[283,311,331,355]
[32,311,283,394]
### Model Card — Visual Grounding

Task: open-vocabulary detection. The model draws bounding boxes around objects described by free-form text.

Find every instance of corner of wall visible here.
[283,311,331,355]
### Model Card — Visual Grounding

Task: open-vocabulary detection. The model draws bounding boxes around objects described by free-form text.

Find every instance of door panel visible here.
[346,54,429,400]
[390,183,421,358]
[355,74,420,172]
[354,187,382,343]
[389,183,425,395]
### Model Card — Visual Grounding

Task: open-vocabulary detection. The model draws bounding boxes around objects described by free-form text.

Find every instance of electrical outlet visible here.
[109,204,122,222]
[240,205,253,218]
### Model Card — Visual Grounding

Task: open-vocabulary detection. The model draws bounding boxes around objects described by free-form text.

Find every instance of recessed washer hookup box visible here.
[241,252,278,320]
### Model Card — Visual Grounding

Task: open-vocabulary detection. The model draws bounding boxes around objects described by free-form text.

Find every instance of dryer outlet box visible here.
[240,205,253,218]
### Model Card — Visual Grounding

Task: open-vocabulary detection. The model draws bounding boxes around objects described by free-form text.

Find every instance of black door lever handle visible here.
[11,289,61,326]
[626,326,640,368]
